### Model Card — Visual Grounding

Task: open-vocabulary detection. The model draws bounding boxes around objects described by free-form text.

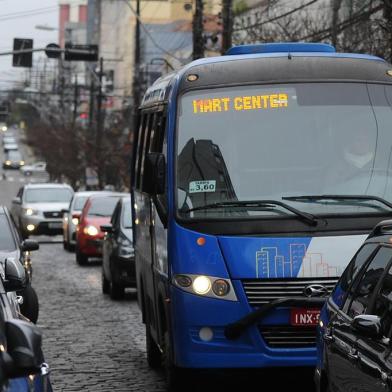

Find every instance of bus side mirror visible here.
[145,153,166,195]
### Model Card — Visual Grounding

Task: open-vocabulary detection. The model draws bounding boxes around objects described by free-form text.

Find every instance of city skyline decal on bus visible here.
[255,235,368,278]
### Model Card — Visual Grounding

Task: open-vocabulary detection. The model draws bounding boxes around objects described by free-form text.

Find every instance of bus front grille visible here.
[260,326,316,348]
[242,278,338,306]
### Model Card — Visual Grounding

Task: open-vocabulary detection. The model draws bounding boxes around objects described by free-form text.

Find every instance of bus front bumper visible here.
[170,285,326,369]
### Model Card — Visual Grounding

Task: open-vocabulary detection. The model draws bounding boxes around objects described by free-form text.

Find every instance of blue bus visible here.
[131,42,392,389]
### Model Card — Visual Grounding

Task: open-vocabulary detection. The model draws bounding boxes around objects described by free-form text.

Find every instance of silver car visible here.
[62,191,103,251]
[11,183,74,238]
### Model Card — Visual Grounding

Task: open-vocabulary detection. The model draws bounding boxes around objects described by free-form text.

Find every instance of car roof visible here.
[24,183,73,189]
[88,192,128,200]
[74,191,105,197]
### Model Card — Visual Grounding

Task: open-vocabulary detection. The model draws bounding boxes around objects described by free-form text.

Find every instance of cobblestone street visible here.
[33,241,166,391]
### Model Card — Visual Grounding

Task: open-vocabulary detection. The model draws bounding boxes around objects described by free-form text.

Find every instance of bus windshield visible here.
[177,83,392,219]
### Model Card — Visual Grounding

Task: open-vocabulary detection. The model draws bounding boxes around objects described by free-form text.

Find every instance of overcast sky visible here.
[0,1,60,88]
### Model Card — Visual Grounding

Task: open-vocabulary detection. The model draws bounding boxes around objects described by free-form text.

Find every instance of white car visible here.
[20,161,47,176]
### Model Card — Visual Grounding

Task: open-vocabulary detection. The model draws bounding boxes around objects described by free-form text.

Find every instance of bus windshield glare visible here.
[177,83,392,218]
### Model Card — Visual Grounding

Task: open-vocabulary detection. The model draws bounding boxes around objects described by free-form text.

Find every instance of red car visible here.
[76,193,126,265]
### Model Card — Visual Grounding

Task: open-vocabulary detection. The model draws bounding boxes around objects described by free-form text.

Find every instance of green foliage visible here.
[233,0,249,15]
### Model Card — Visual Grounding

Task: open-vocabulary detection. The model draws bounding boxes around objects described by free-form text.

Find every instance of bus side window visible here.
[140,114,154,191]
[134,114,146,190]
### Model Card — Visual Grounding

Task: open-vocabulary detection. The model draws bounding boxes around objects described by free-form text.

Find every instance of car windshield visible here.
[177,83,392,219]
[7,151,22,160]
[24,188,73,203]
[0,215,16,251]
[88,197,120,217]
[121,199,132,228]
[73,196,88,211]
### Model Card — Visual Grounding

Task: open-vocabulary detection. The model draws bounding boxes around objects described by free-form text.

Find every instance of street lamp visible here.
[35,25,58,32]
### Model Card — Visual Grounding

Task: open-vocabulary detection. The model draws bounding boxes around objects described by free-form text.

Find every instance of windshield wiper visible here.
[282,194,392,211]
[181,200,318,226]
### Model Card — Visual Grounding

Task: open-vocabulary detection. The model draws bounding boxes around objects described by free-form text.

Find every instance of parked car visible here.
[20,162,47,176]
[3,150,24,169]
[316,219,392,392]
[3,143,18,152]
[0,257,52,391]
[62,191,109,252]
[11,183,74,238]
[101,196,135,299]
[0,207,40,323]
[76,193,126,265]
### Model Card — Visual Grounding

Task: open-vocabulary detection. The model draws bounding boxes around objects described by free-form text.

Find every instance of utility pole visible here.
[96,57,104,187]
[331,0,342,48]
[72,74,78,127]
[192,0,204,60]
[221,0,233,54]
[132,0,141,134]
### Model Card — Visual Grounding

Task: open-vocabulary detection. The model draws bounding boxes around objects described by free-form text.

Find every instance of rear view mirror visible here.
[100,224,113,233]
[21,240,39,252]
[2,319,43,378]
[12,197,21,205]
[144,153,166,195]
[351,315,382,338]
[3,258,27,292]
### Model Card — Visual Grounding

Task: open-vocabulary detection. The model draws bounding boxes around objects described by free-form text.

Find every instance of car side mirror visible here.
[144,153,165,195]
[351,315,382,338]
[3,258,27,292]
[2,319,43,378]
[12,197,21,205]
[21,240,39,252]
[100,224,113,233]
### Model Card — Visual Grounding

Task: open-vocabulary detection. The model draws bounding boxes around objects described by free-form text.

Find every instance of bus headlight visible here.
[193,276,211,295]
[172,274,237,301]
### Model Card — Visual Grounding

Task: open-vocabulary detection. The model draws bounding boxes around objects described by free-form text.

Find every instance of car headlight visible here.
[118,246,135,258]
[172,274,237,301]
[83,225,99,236]
[20,161,25,166]
[71,217,79,226]
[5,160,11,166]
[23,208,38,216]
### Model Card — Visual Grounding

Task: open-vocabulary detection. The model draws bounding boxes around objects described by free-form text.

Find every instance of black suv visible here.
[316,219,392,392]
[101,196,135,299]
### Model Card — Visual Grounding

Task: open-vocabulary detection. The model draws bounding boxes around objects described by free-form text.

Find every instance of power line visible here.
[122,0,185,63]
[233,0,321,32]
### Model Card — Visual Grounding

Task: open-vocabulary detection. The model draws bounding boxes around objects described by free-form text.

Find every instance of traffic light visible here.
[64,43,98,62]
[12,38,33,68]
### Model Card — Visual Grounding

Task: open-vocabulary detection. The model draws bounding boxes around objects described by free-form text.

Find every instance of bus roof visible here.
[141,43,390,107]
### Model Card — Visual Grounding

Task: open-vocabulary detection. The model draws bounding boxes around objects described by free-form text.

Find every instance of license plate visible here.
[290,308,320,326]
[48,222,62,229]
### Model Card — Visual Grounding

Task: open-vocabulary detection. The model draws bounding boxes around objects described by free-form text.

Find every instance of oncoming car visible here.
[75,193,126,265]
[11,183,74,238]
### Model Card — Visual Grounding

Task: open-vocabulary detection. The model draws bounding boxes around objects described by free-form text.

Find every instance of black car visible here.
[0,256,52,391]
[316,219,392,392]
[0,206,40,323]
[101,196,135,299]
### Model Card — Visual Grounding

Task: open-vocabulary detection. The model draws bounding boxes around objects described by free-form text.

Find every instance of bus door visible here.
[135,107,168,345]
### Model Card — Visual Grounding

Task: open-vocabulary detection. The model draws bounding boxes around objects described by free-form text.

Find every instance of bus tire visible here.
[146,323,161,369]
[162,331,185,392]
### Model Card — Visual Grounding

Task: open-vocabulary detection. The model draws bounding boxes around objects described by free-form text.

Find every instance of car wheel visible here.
[76,248,88,265]
[102,270,110,294]
[162,330,186,392]
[146,322,161,369]
[63,241,69,251]
[19,284,39,324]
[109,281,125,300]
